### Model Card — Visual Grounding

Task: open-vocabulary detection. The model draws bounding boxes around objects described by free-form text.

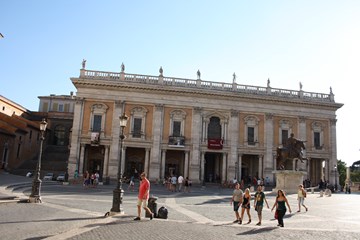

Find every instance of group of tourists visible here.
[164,175,192,193]
[231,184,308,227]
[82,170,99,188]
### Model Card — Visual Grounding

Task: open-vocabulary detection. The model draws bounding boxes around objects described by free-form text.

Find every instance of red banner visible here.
[207,139,223,149]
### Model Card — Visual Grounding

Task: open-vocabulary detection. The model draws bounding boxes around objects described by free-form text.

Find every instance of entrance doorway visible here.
[204,152,222,183]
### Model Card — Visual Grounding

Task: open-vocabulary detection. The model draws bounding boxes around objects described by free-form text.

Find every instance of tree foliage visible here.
[337,160,347,187]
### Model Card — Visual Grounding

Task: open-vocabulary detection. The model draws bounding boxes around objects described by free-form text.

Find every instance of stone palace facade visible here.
[67,64,343,186]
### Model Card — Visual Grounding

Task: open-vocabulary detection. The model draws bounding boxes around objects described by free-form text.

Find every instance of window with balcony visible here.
[89,103,108,140]
[132,118,142,138]
[93,115,102,132]
[247,127,255,145]
[130,106,148,140]
[278,119,293,146]
[314,132,321,149]
[312,121,324,150]
[169,110,186,146]
[244,115,259,146]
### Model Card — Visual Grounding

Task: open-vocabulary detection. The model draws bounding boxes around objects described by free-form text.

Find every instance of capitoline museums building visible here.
[67,63,342,186]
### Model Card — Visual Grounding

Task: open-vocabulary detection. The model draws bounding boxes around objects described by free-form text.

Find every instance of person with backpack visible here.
[297,184,308,212]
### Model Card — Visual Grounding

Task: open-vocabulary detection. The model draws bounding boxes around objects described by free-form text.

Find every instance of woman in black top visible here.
[239,188,251,224]
[271,189,292,227]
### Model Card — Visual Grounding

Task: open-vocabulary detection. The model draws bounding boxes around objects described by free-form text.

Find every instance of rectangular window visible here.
[58,104,64,112]
[314,132,321,149]
[133,118,142,138]
[247,127,255,145]
[52,103,58,112]
[42,102,48,112]
[93,115,102,132]
[173,121,181,137]
[282,130,288,145]
[64,103,70,112]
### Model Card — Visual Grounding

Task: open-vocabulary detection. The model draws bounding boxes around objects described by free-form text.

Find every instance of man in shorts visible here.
[231,182,243,223]
[134,172,154,221]
[254,185,269,226]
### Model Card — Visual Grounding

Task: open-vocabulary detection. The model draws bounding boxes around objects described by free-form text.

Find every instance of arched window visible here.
[208,117,221,139]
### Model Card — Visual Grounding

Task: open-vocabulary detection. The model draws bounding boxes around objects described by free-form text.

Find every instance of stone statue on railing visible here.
[299,81,303,91]
[233,72,236,83]
[121,62,125,72]
[159,66,163,76]
[197,69,201,80]
[267,78,270,87]
[82,59,86,69]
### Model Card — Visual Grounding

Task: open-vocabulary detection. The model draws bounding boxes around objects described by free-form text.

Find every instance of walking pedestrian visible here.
[239,188,251,224]
[231,182,243,223]
[254,185,269,226]
[271,189,292,227]
[178,175,184,192]
[171,175,177,192]
[134,172,154,221]
[128,175,135,191]
[297,184,308,212]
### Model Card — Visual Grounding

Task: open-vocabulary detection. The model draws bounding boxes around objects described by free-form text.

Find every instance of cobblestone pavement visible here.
[1,172,360,240]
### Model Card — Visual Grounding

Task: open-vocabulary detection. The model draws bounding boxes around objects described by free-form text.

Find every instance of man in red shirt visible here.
[134,172,154,220]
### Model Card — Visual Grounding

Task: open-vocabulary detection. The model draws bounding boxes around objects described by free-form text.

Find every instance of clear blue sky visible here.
[1,1,359,166]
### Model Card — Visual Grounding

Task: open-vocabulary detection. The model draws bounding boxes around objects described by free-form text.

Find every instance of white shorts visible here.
[137,198,148,208]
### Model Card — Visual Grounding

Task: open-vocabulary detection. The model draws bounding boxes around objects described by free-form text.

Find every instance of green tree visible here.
[350,171,360,182]
[337,160,347,189]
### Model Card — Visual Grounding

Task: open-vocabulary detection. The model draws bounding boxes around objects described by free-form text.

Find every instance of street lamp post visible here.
[110,113,128,214]
[29,119,47,203]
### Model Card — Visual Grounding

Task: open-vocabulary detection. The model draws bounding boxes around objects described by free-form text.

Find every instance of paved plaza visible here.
[1,172,359,240]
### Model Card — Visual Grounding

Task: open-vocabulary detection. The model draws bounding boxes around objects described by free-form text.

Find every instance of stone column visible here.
[264,113,274,177]
[330,119,338,185]
[222,153,227,182]
[184,151,189,178]
[103,145,110,177]
[144,148,150,177]
[258,155,263,179]
[121,147,126,175]
[191,107,202,182]
[161,150,166,180]
[149,104,164,180]
[228,110,239,181]
[200,151,205,183]
[324,159,329,181]
[79,143,85,175]
[108,100,123,177]
[68,98,84,177]
[298,116,307,170]
[238,154,242,182]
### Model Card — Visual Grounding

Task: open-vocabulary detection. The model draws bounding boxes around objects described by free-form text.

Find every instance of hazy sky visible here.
[1,1,359,166]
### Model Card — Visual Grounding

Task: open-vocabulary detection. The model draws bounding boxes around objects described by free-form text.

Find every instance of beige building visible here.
[67,65,342,186]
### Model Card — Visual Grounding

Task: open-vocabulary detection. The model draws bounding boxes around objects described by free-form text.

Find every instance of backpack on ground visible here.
[157,206,168,219]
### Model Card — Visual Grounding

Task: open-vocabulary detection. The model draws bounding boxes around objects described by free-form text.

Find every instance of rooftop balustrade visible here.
[79,69,335,102]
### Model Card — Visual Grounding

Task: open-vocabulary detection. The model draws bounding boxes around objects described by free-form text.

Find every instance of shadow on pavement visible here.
[0,216,104,225]
[237,226,278,235]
